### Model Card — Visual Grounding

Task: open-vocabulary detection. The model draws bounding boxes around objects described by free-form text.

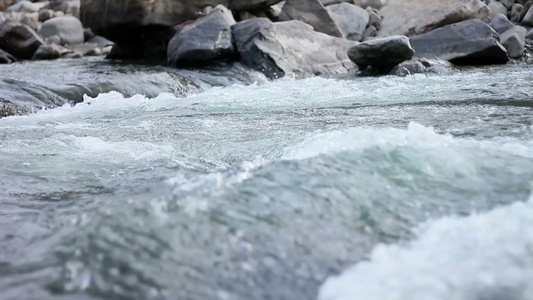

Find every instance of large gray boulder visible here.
[232,18,355,79]
[410,19,509,65]
[347,35,415,74]
[489,13,514,34]
[167,5,236,65]
[378,0,489,37]
[326,2,369,41]
[500,25,527,58]
[0,21,43,59]
[0,48,16,64]
[488,1,508,20]
[39,16,83,45]
[279,0,342,37]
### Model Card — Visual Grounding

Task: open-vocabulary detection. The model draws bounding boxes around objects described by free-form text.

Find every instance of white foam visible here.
[319,194,533,300]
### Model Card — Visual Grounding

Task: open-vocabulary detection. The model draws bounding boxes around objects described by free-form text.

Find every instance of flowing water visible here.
[1,59,533,300]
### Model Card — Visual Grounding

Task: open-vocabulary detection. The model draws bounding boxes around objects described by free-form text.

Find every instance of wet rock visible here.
[229,0,283,11]
[488,1,508,20]
[489,13,514,34]
[510,4,524,22]
[378,0,489,37]
[0,98,29,118]
[39,16,83,45]
[86,35,113,49]
[500,25,527,58]
[232,18,355,79]
[32,43,62,60]
[410,19,509,65]
[279,0,342,37]
[326,2,369,41]
[80,0,230,58]
[0,21,43,59]
[389,58,454,76]
[352,0,388,9]
[348,35,415,74]
[0,48,16,64]
[167,5,236,65]
[522,5,533,25]
[38,9,55,22]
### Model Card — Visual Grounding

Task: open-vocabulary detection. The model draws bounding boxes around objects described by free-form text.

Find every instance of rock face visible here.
[167,5,236,65]
[347,35,415,73]
[279,0,342,37]
[0,48,16,64]
[378,0,490,37]
[500,25,526,58]
[410,19,509,65]
[232,18,355,79]
[0,22,44,59]
[326,2,369,41]
[39,16,84,45]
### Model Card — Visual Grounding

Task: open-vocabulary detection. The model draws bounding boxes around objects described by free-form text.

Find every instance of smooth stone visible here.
[500,25,527,58]
[167,5,236,65]
[39,15,83,45]
[409,19,509,65]
[348,35,415,74]
[38,9,55,22]
[32,43,62,60]
[389,58,454,76]
[326,2,369,41]
[488,1,508,20]
[279,0,343,37]
[379,0,490,37]
[232,18,355,79]
[489,13,514,34]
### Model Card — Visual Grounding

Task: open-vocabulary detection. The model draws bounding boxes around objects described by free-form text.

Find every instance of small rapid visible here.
[0,63,533,300]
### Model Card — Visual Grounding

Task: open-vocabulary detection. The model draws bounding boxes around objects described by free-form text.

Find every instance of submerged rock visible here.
[410,19,509,65]
[326,2,369,41]
[0,21,44,59]
[167,5,236,66]
[348,35,415,74]
[279,0,343,37]
[39,16,84,45]
[378,0,489,37]
[0,48,16,64]
[0,98,29,118]
[500,25,527,58]
[389,58,454,76]
[232,18,355,79]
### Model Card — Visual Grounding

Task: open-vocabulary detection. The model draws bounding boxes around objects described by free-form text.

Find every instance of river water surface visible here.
[1,60,533,300]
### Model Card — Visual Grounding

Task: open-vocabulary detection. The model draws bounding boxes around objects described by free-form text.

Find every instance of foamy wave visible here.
[319,194,533,300]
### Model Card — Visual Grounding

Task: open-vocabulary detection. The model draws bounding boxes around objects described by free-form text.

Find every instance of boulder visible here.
[0,21,43,59]
[39,16,83,44]
[232,18,355,79]
[167,5,236,65]
[522,5,533,25]
[0,48,16,63]
[326,2,369,41]
[409,19,509,65]
[20,12,38,31]
[500,25,527,58]
[352,0,388,9]
[229,0,283,11]
[389,58,454,76]
[86,35,113,48]
[347,35,415,73]
[500,0,516,10]
[32,43,62,60]
[362,25,377,40]
[488,1,508,20]
[279,0,342,37]
[38,9,55,22]
[378,0,490,37]
[489,13,514,34]
[510,4,523,22]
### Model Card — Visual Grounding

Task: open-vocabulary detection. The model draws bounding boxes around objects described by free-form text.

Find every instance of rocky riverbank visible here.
[1,0,533,116]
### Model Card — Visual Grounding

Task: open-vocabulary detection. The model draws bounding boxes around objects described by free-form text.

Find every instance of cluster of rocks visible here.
[2,0,533,78]
[0,0,113,63]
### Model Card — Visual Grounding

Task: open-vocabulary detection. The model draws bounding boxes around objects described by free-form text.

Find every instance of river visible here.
[1,59,533,300]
